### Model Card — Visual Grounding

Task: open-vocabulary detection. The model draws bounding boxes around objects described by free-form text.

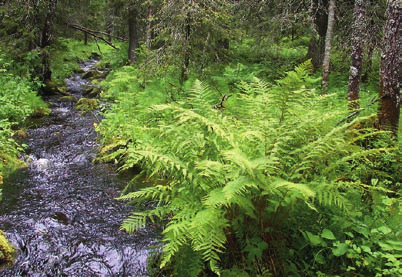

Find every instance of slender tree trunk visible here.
[106,13,114,42]
[347,0,367,110]
[377,0,400,137]
[128,4,138,64]
[181,13,191,83]
[321,0,335,94]
[39,0,57,92]
[146,3,152,50]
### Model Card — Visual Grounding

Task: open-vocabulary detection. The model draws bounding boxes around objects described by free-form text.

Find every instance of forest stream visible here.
[0,61,157,276]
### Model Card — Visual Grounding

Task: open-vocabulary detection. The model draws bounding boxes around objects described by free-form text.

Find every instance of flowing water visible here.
[0,61,157,276]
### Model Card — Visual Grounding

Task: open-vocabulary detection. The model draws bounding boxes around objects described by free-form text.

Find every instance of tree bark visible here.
[40,0,57,84]
[128,4,138,64]
[321,0,335,94]
[347,0,367,110]
[377,0,400,137]
[146,3,152,50]
[307,0,329,68]
[181,13,191,83]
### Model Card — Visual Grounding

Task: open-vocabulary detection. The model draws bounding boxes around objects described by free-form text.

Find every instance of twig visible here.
[336,95,384,126]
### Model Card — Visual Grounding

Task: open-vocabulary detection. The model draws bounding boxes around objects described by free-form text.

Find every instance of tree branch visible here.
[68,24,120,49]
[336,95,385,126]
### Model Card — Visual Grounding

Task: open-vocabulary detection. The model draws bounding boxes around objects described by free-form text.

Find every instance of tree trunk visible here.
[181,13,191,83]
[307,0,329,68]
[106,13,114,42]
[128,4,138,64]
[347,0,367,110]
[377,0,400,137]
[38,0,57,94]
[146,3,152,50]
[321,0,335,94]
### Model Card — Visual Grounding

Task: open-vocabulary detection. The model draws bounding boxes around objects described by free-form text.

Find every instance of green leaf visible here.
[306,231,323,246]
[377,226,392,235]
[332,243,348,256]
[321,229,336,240]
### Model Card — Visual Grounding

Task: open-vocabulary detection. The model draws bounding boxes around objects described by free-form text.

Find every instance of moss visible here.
[82,70,102,80]
[75,98,100,111]
[32,107,51,117]
[0,230,16,265]
[13,129,28,139]
[42,80,60,95]
[60,96,77,102]
[83,87,102,98]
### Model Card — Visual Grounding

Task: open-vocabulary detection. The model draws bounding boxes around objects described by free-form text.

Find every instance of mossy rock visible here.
[73,67,85,74]
[13,129,28,139]
[32,107,51,117]
[83,87,102,98]
[60,96,77,102]
[82,70,102,80]
[0,230,16,265]
[42,81,60,95]
[75,98,100,111]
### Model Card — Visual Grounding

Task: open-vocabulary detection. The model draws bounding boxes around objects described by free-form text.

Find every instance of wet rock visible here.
[75,98,100,111]
[60,96,77,102]
[82,70,101,80]
[51,212,70,225]
[83,87,102,98]
[32,159,53,171]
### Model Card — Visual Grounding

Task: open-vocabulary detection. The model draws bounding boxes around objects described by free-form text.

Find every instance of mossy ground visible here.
[0,230,16,265]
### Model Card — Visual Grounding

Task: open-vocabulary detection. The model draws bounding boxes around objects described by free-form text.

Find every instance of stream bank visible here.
[0,61,157,276]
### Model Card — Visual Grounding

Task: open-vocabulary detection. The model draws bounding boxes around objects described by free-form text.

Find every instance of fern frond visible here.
[189,209,228,275]
[268,179,316,200]
[187,79,216,113]
[120,212,147,233]
[314,183,352,211]
[222,176,258,202]
[294,59,314,79]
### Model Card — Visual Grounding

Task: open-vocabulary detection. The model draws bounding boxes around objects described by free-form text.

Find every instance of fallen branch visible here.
[69,24,118,49]
[336,95,385,126]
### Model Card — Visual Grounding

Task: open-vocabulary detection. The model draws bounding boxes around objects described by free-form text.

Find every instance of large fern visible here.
[98,61,398,276]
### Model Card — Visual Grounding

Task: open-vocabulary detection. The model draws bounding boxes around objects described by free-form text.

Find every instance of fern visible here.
[98,61,399,276]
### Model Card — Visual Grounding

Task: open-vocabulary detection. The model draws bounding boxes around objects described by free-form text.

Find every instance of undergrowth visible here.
[50,38,121,85]
[97,59,402,276]
[0,52,49,180]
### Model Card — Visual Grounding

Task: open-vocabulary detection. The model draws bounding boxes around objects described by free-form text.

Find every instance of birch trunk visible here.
[321,0,335,94]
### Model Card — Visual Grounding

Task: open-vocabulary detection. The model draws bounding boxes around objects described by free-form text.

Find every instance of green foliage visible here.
[50,38,120,84]
[300,190,401,277]
[0,52,47,180]
[98,59,401,276]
